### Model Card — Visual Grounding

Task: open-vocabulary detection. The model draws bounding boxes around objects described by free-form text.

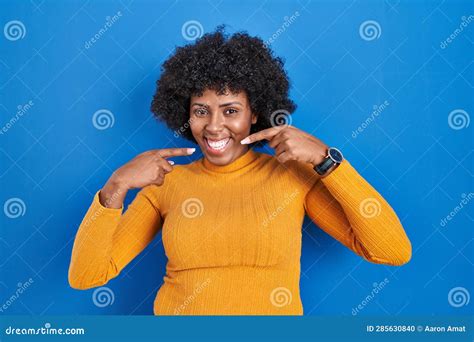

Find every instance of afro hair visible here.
[151,26,296,143]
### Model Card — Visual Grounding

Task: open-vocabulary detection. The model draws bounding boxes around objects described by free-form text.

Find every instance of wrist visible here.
[310,146,329,167]
[108,172,129,192]
[313,147,344,176]
[100,176,128,208]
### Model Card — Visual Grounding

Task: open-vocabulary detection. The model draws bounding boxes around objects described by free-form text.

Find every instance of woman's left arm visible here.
[304,159,412,266]
[242,126,412,266]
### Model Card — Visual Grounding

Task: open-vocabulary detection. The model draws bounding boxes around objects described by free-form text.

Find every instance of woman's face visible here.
[189,88,257,166]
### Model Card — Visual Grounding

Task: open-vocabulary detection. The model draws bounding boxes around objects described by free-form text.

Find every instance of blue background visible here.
[0,0,472,316]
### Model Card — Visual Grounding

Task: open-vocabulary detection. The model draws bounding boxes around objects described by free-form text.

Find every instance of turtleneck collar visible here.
[200,148,260,173]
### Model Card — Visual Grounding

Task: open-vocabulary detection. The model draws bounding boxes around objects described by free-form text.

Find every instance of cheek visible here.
[189,118,203,137]
[228,117,253,136]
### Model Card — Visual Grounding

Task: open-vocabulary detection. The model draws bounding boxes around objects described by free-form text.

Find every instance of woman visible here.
[68,28,412,315]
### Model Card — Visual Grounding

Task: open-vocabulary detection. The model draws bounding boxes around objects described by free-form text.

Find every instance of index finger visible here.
[240,126,284,144]
[156,147,196,158]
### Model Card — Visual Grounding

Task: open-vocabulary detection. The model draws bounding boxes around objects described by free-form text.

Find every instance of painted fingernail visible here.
[187,148,196,154]
[169,160,175,165]
[240,138,250,144]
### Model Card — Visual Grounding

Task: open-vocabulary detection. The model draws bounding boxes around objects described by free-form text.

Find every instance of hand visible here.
[240,126,328,166]
[100,147,195,208]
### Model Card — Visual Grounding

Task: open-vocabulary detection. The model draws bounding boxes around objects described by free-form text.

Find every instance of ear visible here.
[251,113,258,124]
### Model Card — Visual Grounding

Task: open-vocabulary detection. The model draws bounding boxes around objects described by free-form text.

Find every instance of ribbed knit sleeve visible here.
[68,186,163,290]
[304,159,412,266]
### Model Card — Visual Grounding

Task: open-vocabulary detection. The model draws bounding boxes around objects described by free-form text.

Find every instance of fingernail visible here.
[187,148,196,154]
[169,160,175,165]
[240,138,250,144]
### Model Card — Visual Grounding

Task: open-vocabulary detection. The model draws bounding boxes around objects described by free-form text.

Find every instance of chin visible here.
[205,154,234,166]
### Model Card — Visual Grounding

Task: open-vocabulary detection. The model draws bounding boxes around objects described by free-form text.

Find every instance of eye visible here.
[194,108,208,116]
[224,108,238,115]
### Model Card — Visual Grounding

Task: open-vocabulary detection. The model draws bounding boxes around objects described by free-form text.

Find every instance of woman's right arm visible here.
[68,148,195,290]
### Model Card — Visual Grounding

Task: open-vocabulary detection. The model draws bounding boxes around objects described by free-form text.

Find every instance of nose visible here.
[205,111,224,134]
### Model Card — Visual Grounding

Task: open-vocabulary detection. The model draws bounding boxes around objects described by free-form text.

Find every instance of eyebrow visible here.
[219,101,243,107]
[191,101,243,108]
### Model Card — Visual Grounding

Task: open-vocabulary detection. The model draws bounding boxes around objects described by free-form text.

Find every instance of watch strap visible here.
[314,156,335,175]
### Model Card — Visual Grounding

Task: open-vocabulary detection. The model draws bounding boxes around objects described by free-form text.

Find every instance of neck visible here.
[201,147,259,173]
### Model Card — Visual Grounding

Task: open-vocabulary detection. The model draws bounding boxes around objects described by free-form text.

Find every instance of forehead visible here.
[191,88,248,105]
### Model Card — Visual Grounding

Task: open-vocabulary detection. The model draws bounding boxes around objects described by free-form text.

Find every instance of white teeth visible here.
[206,138,230,150]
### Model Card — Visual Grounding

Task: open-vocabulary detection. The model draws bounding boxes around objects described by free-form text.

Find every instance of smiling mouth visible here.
[204,137,231,154]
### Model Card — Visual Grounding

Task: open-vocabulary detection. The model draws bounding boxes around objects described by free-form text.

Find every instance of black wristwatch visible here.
[313,147,344,175]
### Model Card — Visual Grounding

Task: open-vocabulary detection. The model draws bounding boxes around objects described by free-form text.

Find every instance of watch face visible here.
[328,148,343,163]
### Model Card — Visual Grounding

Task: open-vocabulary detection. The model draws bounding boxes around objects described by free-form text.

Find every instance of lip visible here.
[204,137,231,155]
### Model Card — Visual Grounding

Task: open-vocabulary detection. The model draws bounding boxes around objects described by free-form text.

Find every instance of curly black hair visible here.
[150,26,296,143]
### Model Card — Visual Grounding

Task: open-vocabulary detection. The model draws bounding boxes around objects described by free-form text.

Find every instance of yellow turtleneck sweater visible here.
[68,149,411,315]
